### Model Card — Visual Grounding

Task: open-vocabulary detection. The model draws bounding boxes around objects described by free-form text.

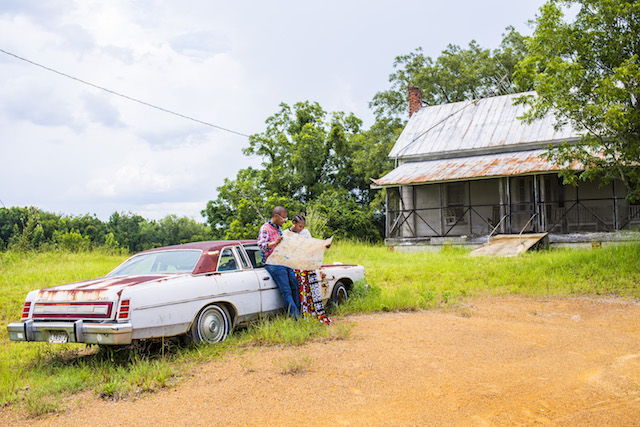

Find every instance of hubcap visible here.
[199,307,226,343]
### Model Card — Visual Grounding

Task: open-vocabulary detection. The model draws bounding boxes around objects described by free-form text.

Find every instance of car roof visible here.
[138,240,258,255]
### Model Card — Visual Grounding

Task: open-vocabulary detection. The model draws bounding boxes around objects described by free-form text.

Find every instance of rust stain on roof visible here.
[373,149,581,186]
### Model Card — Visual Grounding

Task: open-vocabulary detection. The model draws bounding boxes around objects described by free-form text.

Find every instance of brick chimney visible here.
[408,85,422,117]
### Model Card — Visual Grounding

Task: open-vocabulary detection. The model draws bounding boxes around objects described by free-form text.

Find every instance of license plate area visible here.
[48,331,69,344]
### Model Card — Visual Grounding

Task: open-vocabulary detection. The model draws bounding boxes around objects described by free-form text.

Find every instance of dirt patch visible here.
[4,296,640,426]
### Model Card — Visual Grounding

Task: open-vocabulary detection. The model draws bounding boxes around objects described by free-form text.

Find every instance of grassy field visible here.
[1,241,639,417]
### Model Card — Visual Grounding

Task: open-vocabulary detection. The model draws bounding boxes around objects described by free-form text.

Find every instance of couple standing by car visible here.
[257,206,331,325]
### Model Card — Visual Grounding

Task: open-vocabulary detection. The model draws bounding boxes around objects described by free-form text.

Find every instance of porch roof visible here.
[372,149,581,187]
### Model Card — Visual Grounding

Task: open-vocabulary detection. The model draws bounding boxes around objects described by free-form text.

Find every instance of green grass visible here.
[1,241,639,417]
[324,240,640,314]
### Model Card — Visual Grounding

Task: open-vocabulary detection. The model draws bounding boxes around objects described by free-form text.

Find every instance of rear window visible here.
[108,250,202,276]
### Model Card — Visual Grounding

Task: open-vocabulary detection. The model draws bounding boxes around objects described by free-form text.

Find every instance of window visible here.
[243,245,265,268]
[217,248,239,271]
[107,250,202,276]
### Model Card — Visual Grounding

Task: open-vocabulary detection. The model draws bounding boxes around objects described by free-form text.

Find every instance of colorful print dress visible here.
[295,269,331,325]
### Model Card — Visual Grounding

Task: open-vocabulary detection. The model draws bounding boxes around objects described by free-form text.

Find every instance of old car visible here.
[7,240,365,345]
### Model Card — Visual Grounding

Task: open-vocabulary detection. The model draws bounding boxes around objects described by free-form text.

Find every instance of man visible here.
[257,206,301,318]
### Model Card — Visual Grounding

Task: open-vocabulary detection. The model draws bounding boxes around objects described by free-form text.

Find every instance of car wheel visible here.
[330,280,348,305]
[189,304,230,344]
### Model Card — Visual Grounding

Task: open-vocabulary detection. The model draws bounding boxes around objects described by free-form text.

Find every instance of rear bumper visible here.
[7,319,133,345]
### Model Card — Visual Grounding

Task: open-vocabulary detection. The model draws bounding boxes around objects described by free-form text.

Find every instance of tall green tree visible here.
[203,101,384,240]
[515,0,640,202]
[370,26,532,121]
[243,101,367,203]
[202,167,295,240]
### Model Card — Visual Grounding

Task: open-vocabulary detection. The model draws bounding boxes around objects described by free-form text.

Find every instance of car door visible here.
[215,247,261,320]
[241,244,283,314]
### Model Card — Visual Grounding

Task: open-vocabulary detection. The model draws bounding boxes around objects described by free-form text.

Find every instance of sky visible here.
[0,0,548,222]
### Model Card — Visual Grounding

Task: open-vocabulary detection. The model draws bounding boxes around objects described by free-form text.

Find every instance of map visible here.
[266,230,333,271]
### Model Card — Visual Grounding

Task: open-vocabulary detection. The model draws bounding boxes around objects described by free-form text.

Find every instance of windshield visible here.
[107,250,202,276]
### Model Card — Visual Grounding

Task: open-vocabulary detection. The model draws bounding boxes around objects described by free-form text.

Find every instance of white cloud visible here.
[0,0,547,222]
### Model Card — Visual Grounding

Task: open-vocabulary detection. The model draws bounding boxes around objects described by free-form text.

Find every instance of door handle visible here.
[262,276,270,281]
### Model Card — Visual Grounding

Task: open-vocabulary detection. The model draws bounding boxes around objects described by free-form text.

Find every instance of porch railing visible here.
[387,197,637,239]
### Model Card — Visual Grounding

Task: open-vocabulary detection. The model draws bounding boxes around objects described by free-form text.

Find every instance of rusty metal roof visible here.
[372,150,580,187]
[388,92,580,160]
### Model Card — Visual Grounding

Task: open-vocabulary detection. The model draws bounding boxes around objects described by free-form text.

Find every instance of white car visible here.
[7,240,365,345]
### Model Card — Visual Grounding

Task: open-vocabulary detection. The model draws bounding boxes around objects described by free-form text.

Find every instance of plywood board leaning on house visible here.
[469,233,548,257]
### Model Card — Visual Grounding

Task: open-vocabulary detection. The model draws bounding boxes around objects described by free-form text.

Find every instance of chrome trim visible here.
[134,288,255,311]
[24,319,35,341]
[7,321,133,345]
[74,319,84,342]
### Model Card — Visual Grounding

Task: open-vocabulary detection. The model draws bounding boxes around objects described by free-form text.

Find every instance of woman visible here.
[289,214,331,325]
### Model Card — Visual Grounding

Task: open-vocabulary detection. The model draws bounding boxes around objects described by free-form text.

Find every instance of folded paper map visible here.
[266,230,333,271]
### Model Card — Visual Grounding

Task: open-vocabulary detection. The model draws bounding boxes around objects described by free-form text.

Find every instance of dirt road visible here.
[5,296,640,426]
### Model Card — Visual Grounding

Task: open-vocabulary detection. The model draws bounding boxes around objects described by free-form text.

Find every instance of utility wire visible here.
[0,48,250,138]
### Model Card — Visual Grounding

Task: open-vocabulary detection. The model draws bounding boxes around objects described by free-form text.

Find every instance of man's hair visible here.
[273,206,287,216]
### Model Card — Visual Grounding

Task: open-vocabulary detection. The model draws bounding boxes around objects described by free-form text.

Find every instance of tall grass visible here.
[324,240,640,313]
[1,241,638,416]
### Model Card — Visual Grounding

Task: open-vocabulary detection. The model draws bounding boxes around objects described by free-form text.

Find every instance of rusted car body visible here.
[7,240,364,345]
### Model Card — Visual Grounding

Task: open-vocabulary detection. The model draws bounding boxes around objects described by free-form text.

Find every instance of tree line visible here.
[5,0,637,252]
[0,207,209,253]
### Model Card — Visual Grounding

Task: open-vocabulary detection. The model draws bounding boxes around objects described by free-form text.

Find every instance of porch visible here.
[385,174,640,245]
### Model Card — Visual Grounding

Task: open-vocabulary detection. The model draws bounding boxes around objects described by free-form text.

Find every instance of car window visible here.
[108,250,202,276]
[217,248,239,271]
[243,245,265,268]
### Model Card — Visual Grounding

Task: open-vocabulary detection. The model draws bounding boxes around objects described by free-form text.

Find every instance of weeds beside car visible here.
[2,240,639,416]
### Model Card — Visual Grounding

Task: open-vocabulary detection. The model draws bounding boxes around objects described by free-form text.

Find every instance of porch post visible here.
[439,183,444,236]
[539,175,546,231]
[468,180,472,235]
[498,178,506,234]
[385,188,390,239]
[613,180,619,230]
[506,177,512,233]
[533,174,540,232]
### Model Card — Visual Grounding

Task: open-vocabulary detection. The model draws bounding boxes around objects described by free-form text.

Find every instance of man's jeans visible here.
[265,264,301,318]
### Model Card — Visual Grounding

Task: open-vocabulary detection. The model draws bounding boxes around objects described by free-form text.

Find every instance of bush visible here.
[57,230,91,252]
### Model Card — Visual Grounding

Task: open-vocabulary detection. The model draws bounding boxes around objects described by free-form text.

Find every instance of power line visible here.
[0,48,250,138]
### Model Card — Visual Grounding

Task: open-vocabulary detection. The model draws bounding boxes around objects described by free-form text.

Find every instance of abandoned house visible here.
[372,88,640,248]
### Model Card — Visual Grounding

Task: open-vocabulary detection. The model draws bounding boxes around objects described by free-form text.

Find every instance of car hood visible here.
[34,274,185,302]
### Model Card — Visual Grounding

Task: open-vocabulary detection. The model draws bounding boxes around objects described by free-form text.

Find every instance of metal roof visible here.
[372,150,580,187]
[388,92,580,160]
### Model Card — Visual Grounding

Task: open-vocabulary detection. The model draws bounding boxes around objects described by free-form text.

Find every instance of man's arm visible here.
[257,225,270,252]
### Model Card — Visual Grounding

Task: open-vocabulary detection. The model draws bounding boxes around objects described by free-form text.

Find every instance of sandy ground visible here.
[3,296,640,426]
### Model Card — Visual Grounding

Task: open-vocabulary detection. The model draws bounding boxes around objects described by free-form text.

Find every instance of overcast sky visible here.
[0,0,547,222]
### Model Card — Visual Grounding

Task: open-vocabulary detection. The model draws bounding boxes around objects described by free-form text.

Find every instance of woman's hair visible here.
[292,214,306,224]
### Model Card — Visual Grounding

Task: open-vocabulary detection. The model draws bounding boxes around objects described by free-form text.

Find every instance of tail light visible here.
[21,302,32,319]
[118,299,131,320]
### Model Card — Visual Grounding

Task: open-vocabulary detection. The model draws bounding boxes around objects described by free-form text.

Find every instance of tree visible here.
[370,26,532,121]
[157,215,209,246]
[203,101,385,240]
[202,167,297,240]
[515,0,640,202]
[243,101,366,203]
[107,211,149,252]
[309,188,384,241]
